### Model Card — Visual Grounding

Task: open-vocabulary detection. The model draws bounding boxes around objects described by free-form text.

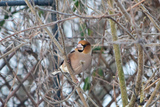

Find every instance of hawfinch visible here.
[52,40,92,75]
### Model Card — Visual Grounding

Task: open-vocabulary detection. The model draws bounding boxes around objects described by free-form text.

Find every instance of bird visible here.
[52,40,92,75]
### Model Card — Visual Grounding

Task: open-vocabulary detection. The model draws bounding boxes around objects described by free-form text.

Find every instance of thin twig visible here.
[145,79,160,107]
[135,0,160,32]
[24,0,64,54]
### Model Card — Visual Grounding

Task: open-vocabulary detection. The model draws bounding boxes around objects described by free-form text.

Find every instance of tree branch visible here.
[108,0,128,106]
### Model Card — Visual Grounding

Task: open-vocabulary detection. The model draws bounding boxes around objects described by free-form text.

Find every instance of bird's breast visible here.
[70,52,92,75]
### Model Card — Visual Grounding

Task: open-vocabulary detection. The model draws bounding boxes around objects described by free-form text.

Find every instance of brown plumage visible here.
[52,40,92,75]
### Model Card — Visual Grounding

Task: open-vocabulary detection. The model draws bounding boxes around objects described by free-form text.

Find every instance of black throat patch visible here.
[78,44,87,52]
[78,50,83,52]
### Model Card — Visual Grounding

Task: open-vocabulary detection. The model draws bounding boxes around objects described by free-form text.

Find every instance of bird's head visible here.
[75,40,92,54]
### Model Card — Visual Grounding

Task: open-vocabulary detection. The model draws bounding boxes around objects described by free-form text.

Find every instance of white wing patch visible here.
[52,65,70,75]
[60,65,69,73]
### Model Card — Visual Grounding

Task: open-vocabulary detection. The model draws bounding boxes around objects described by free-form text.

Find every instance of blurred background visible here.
[0,0,160,107]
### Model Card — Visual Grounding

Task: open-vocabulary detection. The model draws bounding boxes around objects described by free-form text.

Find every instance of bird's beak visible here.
[77,44,83,50]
